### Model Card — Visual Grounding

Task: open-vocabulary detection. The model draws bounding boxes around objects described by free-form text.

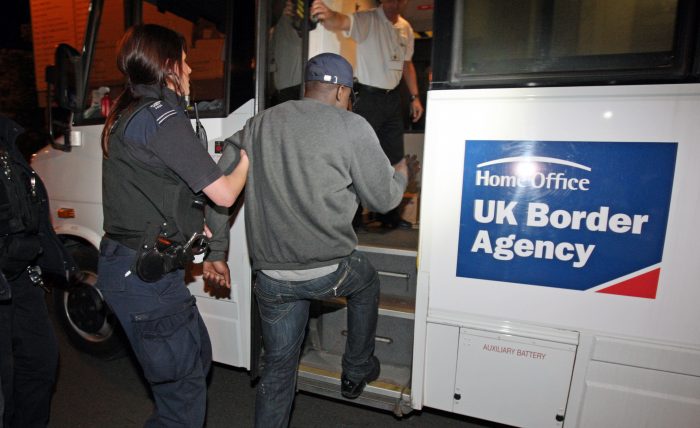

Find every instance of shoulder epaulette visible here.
[147,100,178,126]
[113,98,161,137]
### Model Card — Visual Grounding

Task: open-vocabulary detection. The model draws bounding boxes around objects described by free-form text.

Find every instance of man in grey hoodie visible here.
[203,53,408,427]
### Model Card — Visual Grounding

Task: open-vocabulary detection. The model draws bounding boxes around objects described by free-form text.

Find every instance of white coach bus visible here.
[31,0,700,426]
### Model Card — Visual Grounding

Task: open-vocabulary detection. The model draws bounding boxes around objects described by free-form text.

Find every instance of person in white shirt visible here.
[311,0,423,229]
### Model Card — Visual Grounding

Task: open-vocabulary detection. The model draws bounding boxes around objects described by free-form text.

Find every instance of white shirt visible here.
[345,7,415,90]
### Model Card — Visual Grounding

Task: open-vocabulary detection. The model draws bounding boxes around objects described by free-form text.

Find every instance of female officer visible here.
[97,24,248,427]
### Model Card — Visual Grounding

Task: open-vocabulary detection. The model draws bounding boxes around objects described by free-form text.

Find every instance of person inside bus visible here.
[311,0,423,230]
[203,53,409,427]
[96,24,248,427]
[269,0,304,104]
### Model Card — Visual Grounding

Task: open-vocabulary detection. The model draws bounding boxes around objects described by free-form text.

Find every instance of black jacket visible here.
[0,116,76,298]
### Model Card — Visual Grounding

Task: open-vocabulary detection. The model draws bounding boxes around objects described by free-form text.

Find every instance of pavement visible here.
[48,301,504,428]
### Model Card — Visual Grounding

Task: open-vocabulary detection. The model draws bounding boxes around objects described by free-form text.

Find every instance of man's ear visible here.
[336,85,343,102]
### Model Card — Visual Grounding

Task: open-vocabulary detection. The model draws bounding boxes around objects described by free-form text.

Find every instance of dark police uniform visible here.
[97,83,222,427]
[0,116,76,428]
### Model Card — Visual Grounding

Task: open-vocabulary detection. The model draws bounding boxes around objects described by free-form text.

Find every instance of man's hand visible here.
[405,154,421,180]
[410,98,424,122]
[310,0,350,31]
[393,157,408,179]
[310,0,332,21]
[203,260,231,288]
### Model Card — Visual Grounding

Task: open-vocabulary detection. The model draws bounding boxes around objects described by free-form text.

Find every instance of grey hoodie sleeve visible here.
[348,116,408,213]
[204,135,242,261]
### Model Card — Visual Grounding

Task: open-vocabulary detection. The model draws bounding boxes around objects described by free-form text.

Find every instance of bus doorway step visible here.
[297,353,412,417]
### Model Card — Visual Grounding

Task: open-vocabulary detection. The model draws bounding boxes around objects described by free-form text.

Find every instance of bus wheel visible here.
[54,242,125,359]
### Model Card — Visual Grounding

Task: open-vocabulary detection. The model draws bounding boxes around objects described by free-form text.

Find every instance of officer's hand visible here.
[203,260,231,288]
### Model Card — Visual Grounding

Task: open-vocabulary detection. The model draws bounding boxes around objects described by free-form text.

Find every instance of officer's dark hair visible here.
[101,24,187,156]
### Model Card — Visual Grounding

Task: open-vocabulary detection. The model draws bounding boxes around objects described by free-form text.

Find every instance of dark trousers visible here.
[0,272,58,428]
[253,251,380,428]
[96,238,212,428]
[354,86,404,226]
[275,85,302,105]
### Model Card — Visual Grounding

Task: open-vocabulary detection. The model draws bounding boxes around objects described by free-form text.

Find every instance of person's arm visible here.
[147,107,248,208]
[204,137,245,264]
[203,137,246,288]
[403,61,424,123]
[202,149,248,207]
[310,0,351,32]
[349,118,408,213]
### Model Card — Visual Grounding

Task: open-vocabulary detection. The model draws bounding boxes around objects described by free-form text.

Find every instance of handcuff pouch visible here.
[134,223,187,282]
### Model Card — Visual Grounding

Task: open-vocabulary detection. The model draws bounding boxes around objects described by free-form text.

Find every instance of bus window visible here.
[433,0,695,88]
[81,0,125,121]
[78,0,228,120]
[142,2,226,116]
[229,2,255,114]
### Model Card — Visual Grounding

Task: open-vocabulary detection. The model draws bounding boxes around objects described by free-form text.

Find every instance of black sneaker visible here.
[340,356,380,399]
[397,219,413,230]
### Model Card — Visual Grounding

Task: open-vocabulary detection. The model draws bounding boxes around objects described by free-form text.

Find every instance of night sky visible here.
[0,0,44,149]
[0,1,31,50]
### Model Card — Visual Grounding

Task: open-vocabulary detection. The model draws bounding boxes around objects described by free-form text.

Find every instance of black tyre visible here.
[53,240,126,359]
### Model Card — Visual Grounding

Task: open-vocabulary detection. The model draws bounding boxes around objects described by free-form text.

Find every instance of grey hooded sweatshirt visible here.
[206,98,407,271]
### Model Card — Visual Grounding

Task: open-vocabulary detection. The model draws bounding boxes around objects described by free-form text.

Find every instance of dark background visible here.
[0,0,43,131]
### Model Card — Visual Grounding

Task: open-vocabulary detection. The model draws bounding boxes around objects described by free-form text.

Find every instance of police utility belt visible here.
[110,223,209,283]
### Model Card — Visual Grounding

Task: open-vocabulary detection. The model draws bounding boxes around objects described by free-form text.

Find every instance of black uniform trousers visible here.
[274,84,302,105]
[354,85,404,164]
[0,271,58,428]
[353,85,405,227]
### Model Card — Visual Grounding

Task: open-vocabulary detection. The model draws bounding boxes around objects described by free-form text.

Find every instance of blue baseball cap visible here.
[305,53,354,88]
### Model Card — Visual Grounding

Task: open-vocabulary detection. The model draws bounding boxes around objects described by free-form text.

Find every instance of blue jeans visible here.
[254,251,380,428]
[96,238,212,428]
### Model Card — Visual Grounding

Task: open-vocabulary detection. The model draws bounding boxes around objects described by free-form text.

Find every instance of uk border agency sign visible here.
[456,140,677,298]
